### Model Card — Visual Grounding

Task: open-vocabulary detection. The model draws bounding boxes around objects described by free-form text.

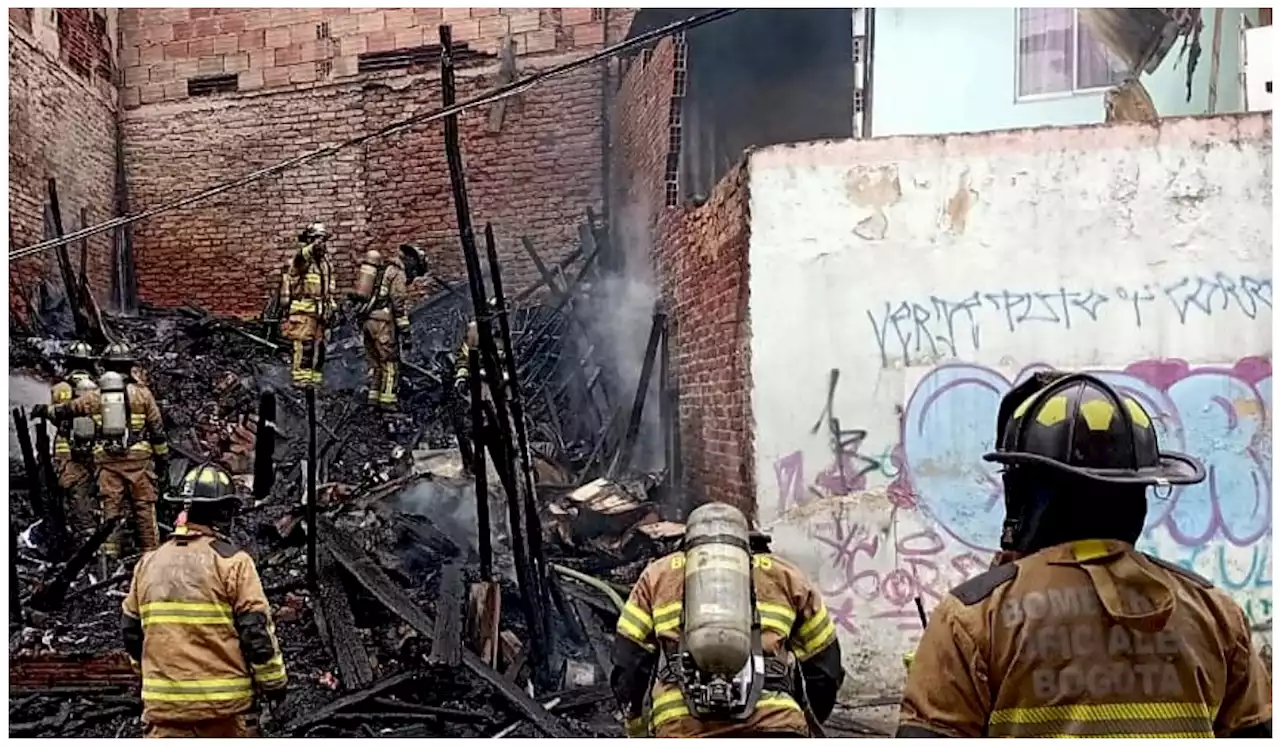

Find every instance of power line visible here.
[11,9,736,262]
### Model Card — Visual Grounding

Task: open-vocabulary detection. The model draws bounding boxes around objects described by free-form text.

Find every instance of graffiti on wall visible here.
[776,356,1273,638]
[867,273,1272,367]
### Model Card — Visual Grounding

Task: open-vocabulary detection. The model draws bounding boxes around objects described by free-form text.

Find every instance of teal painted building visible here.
[871,8,1260,137]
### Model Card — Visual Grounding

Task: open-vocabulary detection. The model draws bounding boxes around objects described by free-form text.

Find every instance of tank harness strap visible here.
[681,533,751,552]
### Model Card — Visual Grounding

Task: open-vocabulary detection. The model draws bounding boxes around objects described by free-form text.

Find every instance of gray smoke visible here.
[394,472,516,582]
[9,375,54,460]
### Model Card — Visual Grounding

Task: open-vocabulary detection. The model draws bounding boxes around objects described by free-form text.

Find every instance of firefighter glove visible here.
[155,458,172,493]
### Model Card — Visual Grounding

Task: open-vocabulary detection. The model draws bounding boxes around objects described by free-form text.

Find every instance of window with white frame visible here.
[1017,8,1128,99]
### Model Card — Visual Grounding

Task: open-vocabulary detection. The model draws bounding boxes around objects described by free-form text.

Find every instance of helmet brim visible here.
[983,449,1206,486]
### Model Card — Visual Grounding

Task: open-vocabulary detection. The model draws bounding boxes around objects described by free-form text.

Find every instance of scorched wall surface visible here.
[747,114,1273,697]
[120,8,632,317]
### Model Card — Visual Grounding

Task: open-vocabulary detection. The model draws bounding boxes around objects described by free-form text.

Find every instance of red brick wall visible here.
[120,7,634,316]
[9,11,120,318]
[612,38,756,516]
[10,651,137,689]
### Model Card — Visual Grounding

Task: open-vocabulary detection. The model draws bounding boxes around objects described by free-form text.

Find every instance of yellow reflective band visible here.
[989,702,1212,725]
[130,414,147,426]
[140,601,233,613]
[139,600,234,627]
[757,692,802,713]
[625,716,647,738]
[142,676,255,703]
[622,603,653,631]
[616,616,649,646]
[252,655,288,684]
[795,605,829,642]
[760,615,792,636]
[794,620,837,660]
[757,601,796,623]
[143,674,252,689]
[653,602,681,622]
[650,689,690,729]
[151,442,169,456]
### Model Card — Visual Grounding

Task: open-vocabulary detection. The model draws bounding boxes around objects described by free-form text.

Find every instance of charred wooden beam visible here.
[10,523,23,625]
[46,179,95,342]
[29,517,122,612]
[305,387,319,591]
[609,309,665,479]
[319,517,570,736]
[428,561,466,667]
[468,347,492,579]
[467,580,501,667]
[368,697,492,723]
[12,408,45,518]
[32,408,69,560]
[284,671,416,735]
[313,549,375,690]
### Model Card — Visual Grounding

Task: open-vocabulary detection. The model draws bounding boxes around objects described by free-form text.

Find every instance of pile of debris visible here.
[9,207,694,737]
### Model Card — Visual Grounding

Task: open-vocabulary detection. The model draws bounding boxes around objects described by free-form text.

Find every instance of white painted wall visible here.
[746,114,1273,698]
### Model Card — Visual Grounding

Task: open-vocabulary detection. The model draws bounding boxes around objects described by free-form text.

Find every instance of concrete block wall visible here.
[8,8,120,317]
[747,113,1273,697]
[612,37,756,515]
[119,8,632,107]
[118,7,635,316]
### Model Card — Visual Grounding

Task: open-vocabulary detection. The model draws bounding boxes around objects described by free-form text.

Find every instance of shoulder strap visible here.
[1142,553,1213,588]
[950,563,1018,606]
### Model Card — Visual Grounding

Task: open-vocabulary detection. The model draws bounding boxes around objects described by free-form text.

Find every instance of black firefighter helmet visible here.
[168,463,240,506]
[100,342,136,373]
[983,372,1205,487]
[65,341,95,369]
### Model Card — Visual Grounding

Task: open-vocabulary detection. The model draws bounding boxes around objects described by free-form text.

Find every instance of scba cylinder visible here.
[683,502,753,676]
[71,377,99,446]
[353,250,383,303]
[99,371,128,441]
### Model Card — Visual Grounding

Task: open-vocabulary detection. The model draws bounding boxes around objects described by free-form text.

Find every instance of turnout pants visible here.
[282,312,325,388]
[56,457,98,538]
[362,317,400,409]
[97,459,159,555]
[145,715,259,738]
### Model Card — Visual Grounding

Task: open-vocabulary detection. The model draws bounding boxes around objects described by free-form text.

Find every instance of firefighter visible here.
[611,502,845,737]
[50,341,99,539]
[352,243,427,410]
[122,463,287,737]
[279,222,335,389]
[37,342,170,558]
[453,299,509,404]
[897,372,1273,738]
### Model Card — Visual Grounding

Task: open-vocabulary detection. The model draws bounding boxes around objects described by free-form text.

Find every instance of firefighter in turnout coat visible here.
[123,464,287,737]
[611,502,845,737]
[897,372,1272,738]
[38,343,170,557]
[279,222,336,389]
[50,341,99,538]
[353,243,427,410]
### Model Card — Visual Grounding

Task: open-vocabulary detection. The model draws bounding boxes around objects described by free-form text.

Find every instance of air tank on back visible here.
[99,371,128,441]
[682,502,753,676]
[353,250,383,303]
[71,376,99,447]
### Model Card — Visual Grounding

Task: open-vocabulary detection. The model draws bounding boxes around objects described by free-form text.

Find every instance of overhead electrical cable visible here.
[10,9,737,262]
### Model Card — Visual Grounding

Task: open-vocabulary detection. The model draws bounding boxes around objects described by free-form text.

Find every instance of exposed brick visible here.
[328,14,359,37]
[139,82,164,103]
[189,8,214,19]
[572,22,604,48]
[287,62,317,83]
[145,22,175,44]
[188,37,215,57]
[414,7,443,25]
[262,64,291,87]
[163,41,189,60]
[225,52,250,73]
[212,34,238,55]
[162,81,186,101]
[289,22,316,46]
[366,30,397,53]
[508,11,541,34]
[149,61,175,83]
[562,7,594,26]
[471,7,499,17]
[244,9,274,30]
[340,35,367,56]
[238,29,266,50]
[478,14,509,38]
[247,49,273,71]
[122,86,141,108]
[264,26,291,49]
[395,27,425,49]
[333,54,359,78]
[140,44,165,65]
[174,59,199,79]
[297,41,326,64]
[172,20,193,41]
[217,14,246,35]
[124,65,148,86]
[197,55,225,75]
[450,19,481,42]
[442,7,471,21]
[192,17,218,38]
[274,45,302,67]
[517,28,556,55]
[121,45,141,67]
[357,11,386,33]
[238,68,265,90]
[383,8,414,29]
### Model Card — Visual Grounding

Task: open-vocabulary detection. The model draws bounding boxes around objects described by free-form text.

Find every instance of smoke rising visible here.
[9,374,54,460]
[394,471,516,582]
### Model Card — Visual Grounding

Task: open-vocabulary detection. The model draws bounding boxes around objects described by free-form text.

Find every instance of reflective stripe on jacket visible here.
[280,245,334,320]
[56,383,168,464]
[613,551,839,737]
[898,539,1274,738]
[122,525,287,725]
